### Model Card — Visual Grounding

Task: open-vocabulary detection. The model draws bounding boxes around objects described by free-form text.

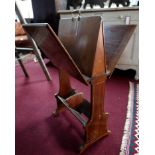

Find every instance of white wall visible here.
[15,0,33,19]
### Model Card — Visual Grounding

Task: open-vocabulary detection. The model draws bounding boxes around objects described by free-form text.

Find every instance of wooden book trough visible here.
[23,16,136,153]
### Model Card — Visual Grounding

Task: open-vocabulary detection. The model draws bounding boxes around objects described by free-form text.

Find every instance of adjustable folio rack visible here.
[23,12,136,153]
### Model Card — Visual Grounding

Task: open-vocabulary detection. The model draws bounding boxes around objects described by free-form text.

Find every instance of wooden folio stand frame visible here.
[23,16,136,153]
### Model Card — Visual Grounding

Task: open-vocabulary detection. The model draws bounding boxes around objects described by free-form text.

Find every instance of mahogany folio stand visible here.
[23,16,136,153]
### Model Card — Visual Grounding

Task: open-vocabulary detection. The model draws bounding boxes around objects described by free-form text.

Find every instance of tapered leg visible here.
[81,76,110,153]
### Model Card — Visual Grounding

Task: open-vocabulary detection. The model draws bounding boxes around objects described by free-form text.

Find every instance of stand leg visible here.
[32,40,51,81]
[81,76,110,153]
[53,70,75,116]
[15,52,29,78]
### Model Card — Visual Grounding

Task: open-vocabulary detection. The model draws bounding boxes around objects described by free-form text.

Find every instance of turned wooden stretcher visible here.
[23,16,136,153]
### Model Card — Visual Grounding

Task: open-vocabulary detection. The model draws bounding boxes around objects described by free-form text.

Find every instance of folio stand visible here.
[23,15,136,153]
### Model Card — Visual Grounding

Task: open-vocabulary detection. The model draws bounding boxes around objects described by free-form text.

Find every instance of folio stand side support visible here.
[53,69,110,153]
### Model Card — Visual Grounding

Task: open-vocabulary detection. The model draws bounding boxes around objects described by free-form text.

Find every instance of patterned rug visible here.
[120,82,139,155]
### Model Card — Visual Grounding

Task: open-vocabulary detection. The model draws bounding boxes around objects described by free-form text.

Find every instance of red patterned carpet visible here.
[120,82,139,155]
[15,60,137,155]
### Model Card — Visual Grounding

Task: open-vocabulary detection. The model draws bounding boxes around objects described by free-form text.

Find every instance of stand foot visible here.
[80,130,111,154]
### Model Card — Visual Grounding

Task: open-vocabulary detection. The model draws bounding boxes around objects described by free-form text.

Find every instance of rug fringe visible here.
[119,82,135,155]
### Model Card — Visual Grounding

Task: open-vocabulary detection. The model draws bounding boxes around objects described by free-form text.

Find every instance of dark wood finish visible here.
[58,16,103,77]
[104,25,136,74]
[23,17,136,153]
[83,75,110,152]
[58,18,111,152]
[23,23,88,85]
[53,70,75,116]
